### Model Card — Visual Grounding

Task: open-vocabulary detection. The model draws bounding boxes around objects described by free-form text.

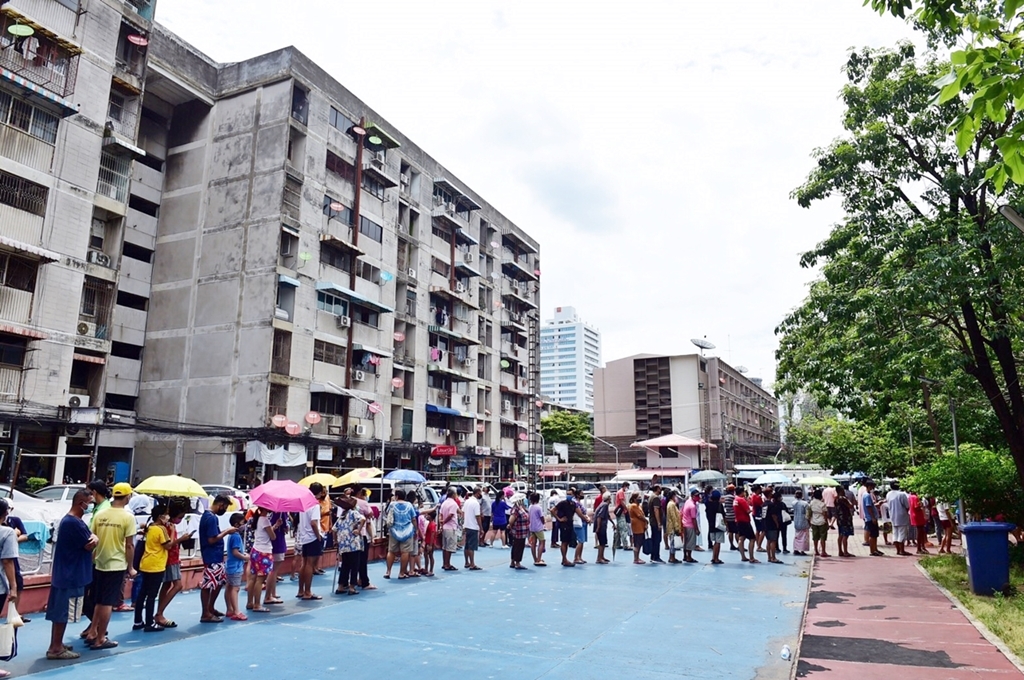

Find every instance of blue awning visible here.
[426,404,461,417]
[315,280,395,313]
[278,274,300,287]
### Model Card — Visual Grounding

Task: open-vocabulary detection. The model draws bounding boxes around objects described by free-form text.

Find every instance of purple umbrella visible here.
[249,480,319,513]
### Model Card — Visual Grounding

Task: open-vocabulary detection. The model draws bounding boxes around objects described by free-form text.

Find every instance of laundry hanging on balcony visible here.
[245,441,307,467]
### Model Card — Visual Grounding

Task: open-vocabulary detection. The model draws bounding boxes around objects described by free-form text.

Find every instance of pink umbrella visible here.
[249,480,319,513]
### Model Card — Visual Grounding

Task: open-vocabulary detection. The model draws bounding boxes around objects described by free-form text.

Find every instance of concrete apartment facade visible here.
[539,305,600,412]
[131,27,541,484]
[0,0,155,484]
[593,353,780,470]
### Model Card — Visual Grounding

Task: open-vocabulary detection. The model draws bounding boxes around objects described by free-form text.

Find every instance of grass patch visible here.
[920,554,1024,660]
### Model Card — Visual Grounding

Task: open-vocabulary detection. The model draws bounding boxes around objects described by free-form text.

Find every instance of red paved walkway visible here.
[797,552,1023,678]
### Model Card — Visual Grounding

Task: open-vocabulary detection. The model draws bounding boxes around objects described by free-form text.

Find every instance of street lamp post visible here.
[327,381,386,523]
[535,433,545,490]
[587,432,619,471]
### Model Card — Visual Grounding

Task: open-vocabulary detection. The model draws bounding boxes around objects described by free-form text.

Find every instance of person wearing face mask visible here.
[154,501,192,629]
[44,489,97,661]
[198,495,236,623]
[134,505,171,632]
[81,483,136,649]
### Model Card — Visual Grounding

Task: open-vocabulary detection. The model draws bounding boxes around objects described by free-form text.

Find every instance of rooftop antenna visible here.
[690,336,715,357]
[735,365,748,374]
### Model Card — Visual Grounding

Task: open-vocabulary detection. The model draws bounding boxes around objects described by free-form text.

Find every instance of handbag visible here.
[641,534,654,556]
[715,515,727,533]
[0,621,17,661]
[669,534,683,551]
[781,509,793,524]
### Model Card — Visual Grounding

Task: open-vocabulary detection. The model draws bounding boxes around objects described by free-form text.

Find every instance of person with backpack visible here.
[384,489,418,579]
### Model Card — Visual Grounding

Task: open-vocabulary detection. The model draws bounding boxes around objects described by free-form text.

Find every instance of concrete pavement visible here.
[2,538,809,679]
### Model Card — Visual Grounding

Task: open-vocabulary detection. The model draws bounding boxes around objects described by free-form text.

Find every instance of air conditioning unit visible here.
[502,400,512,412]
[463,252,474,263]
[353,370,366,382]
[68,395,91,408]
[353,423,367,436]
[77,321,97,337]
[455,281,466,293]
[400,173,410,185]
[87,250,112,267]
[407,268,417,279]
[371,157,386,172]
[461,394,473,405]
[336,315,351,328]
[446,202,457,216]
[457,433,466,442]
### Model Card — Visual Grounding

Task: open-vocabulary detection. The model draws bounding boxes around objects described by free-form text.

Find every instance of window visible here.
[128,195,159,217]
[362,174,385,199]
[322,195,352,224]
[316,291,348,317]
[329,107,354,132]
[431,257,450,278]
[291,83,308,125]
[0,91,58,144]
[320,243,352,272]
[110,341,143,360]
[326,151,354,182]
[313,339,346,366]
[0,253,37,292]
[359,216,383,243]
[0,336,26,368]
[115,290,147,311]
[97,150,131,203]
[272,329,291,374]
[356,260,380,284]
[122,241,153,263]
[310,392,345,416]
[0,170,47,215]
[282,176,301,221]
[104,393,137,411]
[351,304,378,328]
[431,223,451,242]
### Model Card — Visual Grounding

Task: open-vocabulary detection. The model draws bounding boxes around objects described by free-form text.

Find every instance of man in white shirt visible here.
[296,483,324,600]
[885,481,911,556]
[462,488,483,570]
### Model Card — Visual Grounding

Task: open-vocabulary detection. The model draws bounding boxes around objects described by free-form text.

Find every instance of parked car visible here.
[36,484,86,502]
[0,484,67,525]
[201,484,249,510]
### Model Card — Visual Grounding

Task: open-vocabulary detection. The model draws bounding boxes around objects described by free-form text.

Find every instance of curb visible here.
[915,561,1024,675]
[789,554,815,680]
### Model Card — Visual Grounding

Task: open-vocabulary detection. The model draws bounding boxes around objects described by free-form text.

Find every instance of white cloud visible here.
[159,0,916,386]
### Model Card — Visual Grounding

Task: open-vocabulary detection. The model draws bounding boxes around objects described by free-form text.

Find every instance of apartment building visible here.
[539,305,600,412]
[593,353,779,470]
[0,0,155,484]
[128,27,541,484]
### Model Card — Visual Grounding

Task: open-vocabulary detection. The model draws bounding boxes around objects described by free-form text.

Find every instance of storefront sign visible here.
[431,445,457,457]
[475,446,491,456]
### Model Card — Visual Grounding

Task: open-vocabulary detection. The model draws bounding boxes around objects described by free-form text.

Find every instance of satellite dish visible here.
[736,365,748,373]
[329,201,344,212]
[127,34,149,46]
[367,402,383,414]
[7,24,34,37]
[367,135,383,146]
[298,252,313,261]
[349,126,366,137]
[490,241,500,249]
[305,411,321,425]
[690,338,716,350]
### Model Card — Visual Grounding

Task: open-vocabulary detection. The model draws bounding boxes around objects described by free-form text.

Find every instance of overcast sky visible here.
[159,1,915,387]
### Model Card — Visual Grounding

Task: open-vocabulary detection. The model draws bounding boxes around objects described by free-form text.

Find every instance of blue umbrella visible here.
[384,469,426,483]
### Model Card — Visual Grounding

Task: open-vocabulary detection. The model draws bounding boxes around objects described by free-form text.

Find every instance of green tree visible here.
[866,0,1024,190]
[539,411,593,463]
[786,414,915,478]
[775,44,1024,489]
[906,443,1024,522]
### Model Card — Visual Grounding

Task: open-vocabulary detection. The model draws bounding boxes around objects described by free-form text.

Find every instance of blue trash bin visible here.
[961,522,1015,596]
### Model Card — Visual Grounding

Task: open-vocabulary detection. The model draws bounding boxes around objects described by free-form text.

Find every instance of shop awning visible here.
[0,235,60,262]
[539,470,564,478]
[315,280,394,313]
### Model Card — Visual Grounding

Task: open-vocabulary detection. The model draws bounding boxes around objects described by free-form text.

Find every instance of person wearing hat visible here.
[82,482,137,650]
[681,488,701,564]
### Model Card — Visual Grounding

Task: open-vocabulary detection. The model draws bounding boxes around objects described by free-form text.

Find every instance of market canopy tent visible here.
[630,433,716,469]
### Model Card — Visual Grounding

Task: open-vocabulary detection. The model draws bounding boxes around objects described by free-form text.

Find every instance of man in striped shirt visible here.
[722,484,737,551]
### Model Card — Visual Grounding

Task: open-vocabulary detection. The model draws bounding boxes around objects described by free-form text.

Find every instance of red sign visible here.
[431,445,457,457]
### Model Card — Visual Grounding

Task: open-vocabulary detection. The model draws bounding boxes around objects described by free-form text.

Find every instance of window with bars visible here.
[313,339,346,366]
[282,176,302,220]
[97,150,131,203]
[310,392,345,416]
[0,169,47,215]
[320,242,352,272]
[326,151,354,182]
[271,329,291,375]
[0,253,37,292]
[0,91,58,144]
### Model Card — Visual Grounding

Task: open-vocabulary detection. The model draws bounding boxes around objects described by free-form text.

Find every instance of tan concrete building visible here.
[593,353,780,470]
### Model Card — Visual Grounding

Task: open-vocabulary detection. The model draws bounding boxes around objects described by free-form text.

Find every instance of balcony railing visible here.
[6,0,81,41]
[0,16,80,97]
[0,366,21,401]
[0,121,53,173]
[123,0,154,21]
[0,286,32,325]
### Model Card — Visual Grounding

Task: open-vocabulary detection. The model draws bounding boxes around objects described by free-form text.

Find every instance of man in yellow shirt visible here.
[81,483,136,650]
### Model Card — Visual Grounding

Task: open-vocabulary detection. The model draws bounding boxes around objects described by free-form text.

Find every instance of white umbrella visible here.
[690,470,726,483]
[753,472,792,486]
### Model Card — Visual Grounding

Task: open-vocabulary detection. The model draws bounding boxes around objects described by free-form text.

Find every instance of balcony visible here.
[0,366,20,401]
[6,0,81,41]
[500,280,537,309]
[362,153,398,188]
[0,120,53,173]
[0,286,32,324]
[501,247,537,281]
[122,0,154,22]
[431,196,469,229]
[0,13,81,97]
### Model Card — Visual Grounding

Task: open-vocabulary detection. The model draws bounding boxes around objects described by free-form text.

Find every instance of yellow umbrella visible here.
[333,467,382,487]
[298,473,338,488]
[134,475,207,498]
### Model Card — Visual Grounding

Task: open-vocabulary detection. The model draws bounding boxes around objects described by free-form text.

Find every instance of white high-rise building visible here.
[540,306,601,412]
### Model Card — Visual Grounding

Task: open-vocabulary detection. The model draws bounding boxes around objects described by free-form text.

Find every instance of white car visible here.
[0,484,66,526]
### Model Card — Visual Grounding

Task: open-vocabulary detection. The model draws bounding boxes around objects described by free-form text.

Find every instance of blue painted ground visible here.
[4,540,809,679]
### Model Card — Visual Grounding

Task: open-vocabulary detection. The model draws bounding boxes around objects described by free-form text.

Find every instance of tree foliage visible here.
[539,411,593,463]
[866,0,1024,190]
[905,443,1024,522]
[776,44,1024,489]
[785,413,923,478]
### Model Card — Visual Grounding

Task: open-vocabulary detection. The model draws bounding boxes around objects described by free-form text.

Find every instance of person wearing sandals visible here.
[247,506,277,611]
[83,482,137,650]
[764,491,785,564]
[681,489,701,564]
[833,490,855,558]
[593,492,611,564]
[46,490,96,661]
[134,505,171,632]
[384,489,419,578]
[224,514,248,621]
[461,488,483,571]
[332,496,364,595]
[704,490,726,565]
[263,511,287,604]
[420,509,436,576]
[153,502,191,629]
[628,493,648,565]
[807,489,830,558]
[665,490,682,563]
[733,488,759,564]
